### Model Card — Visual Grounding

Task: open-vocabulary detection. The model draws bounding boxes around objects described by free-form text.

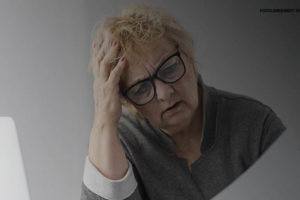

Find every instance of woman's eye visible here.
[135,83,150,96]
[160,62,178,77]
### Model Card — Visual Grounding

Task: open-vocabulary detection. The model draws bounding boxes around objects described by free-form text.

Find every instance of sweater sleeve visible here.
[259,108,286,154]
[80,156,143,200]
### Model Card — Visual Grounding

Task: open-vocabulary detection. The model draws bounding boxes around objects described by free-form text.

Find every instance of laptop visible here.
[212,127,300,200]
[0,117,31,200]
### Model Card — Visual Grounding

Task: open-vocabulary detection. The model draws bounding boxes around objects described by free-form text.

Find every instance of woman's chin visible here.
[165,113,185,125]
[162,110,190,132]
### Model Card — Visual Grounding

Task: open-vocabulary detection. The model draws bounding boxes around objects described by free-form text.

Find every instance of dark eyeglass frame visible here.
[122,50,186,106]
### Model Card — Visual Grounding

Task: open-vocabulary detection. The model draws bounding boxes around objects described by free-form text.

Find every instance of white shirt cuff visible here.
[83,156,137,200]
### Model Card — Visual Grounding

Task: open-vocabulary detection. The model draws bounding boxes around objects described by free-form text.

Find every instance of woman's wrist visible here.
[93,113,119,130]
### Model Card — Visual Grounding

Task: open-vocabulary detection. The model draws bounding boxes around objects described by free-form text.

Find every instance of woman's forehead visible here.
[121,39,176,88]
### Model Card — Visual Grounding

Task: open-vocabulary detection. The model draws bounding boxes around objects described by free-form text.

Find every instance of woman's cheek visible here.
[138,106,157,123]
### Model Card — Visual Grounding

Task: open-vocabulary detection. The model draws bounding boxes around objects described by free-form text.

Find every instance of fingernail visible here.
[113,41,118,47]
[93,43,96,48]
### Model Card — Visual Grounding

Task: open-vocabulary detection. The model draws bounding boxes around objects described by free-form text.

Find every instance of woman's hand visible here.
[92,41,126,127]
[88,41,129,180]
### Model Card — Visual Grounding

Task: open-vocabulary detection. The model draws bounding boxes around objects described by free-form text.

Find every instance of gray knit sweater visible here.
[81,77,286,200]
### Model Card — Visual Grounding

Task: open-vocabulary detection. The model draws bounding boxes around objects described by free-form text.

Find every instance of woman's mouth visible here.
[163,101,182,116]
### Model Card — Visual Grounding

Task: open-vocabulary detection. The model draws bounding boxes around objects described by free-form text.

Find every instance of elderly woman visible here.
[81,4,285,200]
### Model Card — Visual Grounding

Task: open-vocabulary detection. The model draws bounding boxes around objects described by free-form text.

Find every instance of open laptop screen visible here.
[0,117,31,200]
[212,128,300,200]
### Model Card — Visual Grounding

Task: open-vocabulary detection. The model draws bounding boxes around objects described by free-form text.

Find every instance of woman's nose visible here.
[154,79,174,101]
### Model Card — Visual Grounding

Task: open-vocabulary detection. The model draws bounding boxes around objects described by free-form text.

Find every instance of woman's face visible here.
[121,39,199,135]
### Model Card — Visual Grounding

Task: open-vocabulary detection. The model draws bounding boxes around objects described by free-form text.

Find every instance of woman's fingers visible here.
[108,56,127,87]
[100,41,120,81]
[92,40,123,84]
[93,45,105,78]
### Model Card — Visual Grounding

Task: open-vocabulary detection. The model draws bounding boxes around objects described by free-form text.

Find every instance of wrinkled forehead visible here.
[120,39,176,90]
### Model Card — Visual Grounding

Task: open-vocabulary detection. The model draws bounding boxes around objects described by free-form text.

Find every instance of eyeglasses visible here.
[122,51,186,106]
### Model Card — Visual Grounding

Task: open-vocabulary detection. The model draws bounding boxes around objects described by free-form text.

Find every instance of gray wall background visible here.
[0,0,299,199]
